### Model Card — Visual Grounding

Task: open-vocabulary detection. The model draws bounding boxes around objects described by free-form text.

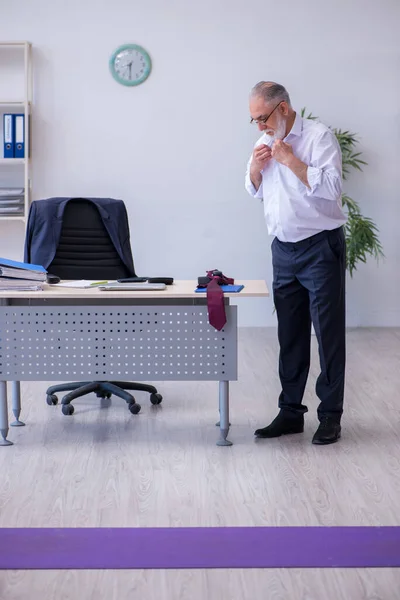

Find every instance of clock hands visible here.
[111,45,151,85]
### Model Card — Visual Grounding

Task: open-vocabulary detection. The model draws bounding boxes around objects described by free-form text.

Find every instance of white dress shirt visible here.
[245,112,347,242]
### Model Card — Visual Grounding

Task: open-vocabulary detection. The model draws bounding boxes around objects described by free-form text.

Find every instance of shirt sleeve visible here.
[306,129,343,201]
[244,153,264,199]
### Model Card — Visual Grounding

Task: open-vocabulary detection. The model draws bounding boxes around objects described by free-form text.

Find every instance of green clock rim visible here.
[109,43,152,87]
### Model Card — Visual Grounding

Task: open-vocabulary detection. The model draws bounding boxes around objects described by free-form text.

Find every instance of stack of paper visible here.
[0,188,25,216]
[53,280,111,288]
[0,257,47,291]
[0,278,43,291]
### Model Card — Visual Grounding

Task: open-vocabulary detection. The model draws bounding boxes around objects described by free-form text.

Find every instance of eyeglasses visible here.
[250,101,282,125]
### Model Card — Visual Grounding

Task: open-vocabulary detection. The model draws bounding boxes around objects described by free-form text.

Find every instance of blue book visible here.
[195,284,244,293]
[0,257,46,273]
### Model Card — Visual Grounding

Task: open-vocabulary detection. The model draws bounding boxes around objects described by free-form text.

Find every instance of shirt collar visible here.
[285,112,303,141]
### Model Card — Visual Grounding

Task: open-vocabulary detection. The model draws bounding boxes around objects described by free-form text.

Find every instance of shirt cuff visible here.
[306,166,321,194]
[246,177,263,199]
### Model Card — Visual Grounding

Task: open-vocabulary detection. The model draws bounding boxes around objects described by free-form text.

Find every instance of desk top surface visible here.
[0,280,269,300]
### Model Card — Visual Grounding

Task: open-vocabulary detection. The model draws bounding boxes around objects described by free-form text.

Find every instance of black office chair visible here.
[29,198,162,416]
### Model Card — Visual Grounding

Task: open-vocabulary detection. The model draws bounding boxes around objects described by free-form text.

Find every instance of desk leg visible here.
[216,381,232,446]
[0,381,13,446]
[10,381,24,427]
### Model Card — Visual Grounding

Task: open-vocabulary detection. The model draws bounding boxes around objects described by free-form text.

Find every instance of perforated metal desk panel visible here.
[0,280,269,446]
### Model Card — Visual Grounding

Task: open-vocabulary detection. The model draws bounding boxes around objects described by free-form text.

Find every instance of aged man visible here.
[245,81,346,444]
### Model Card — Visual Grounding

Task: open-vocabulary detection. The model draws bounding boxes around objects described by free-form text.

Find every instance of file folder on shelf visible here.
[14,114,24,158]
[3,114,14,158]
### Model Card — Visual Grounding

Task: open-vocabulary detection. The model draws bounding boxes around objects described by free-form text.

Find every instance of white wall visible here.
[1,0,399,326]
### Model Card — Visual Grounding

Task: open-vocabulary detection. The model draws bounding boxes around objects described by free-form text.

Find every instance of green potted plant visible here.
[301,109,384,276]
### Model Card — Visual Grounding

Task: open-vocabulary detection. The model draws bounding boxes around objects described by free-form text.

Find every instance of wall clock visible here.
[109,44,152,86]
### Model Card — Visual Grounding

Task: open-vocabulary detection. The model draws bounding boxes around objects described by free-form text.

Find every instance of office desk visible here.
[0,280,269,447]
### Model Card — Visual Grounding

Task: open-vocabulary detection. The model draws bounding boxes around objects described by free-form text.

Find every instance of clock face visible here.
[109,44,152,86]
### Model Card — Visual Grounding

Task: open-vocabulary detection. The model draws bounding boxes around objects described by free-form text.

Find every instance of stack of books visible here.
[0,257,47,291]
[0,187,25,216]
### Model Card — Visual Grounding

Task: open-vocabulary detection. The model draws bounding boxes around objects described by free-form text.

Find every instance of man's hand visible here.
[272,139,310,189]
[250,144,272,190]
[252,144,272,171]
[271,140,294,167]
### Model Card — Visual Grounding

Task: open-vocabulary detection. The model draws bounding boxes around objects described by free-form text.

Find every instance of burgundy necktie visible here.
[205,270,234,331]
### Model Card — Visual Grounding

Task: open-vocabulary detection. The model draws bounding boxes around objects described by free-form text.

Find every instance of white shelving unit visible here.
[0,42,32,223]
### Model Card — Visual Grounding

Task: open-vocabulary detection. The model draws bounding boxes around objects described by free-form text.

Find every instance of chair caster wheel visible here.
[129,403,141,415]
[46,394,58,406]
[62,404,75,416]
[150,393,163,405]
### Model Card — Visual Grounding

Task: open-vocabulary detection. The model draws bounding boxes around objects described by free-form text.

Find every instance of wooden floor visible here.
[1,327,400,599]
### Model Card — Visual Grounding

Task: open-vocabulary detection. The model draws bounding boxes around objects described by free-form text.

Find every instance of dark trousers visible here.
[272,227,346,423]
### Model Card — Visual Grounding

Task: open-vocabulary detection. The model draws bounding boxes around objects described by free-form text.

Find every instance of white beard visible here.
[265,116,286,145]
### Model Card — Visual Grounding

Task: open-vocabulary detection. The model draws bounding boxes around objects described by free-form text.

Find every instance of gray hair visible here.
[250,81,291,107]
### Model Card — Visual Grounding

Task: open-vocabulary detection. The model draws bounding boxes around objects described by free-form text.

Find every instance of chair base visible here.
[46,381,162,416]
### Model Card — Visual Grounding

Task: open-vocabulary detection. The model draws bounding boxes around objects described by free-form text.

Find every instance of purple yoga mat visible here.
[0,527,399,570]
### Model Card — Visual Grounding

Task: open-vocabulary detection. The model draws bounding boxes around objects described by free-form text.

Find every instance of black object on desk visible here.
[117,277,148,283]
[117,277,174,285]
[47,274,61,284]
[148,277,174,285]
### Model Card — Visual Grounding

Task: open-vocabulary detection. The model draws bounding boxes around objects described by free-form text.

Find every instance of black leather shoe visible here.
[312,418,341,445]
[254,412,304,438]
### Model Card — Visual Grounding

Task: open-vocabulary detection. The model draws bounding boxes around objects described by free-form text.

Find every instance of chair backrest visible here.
[47,198,131,280]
